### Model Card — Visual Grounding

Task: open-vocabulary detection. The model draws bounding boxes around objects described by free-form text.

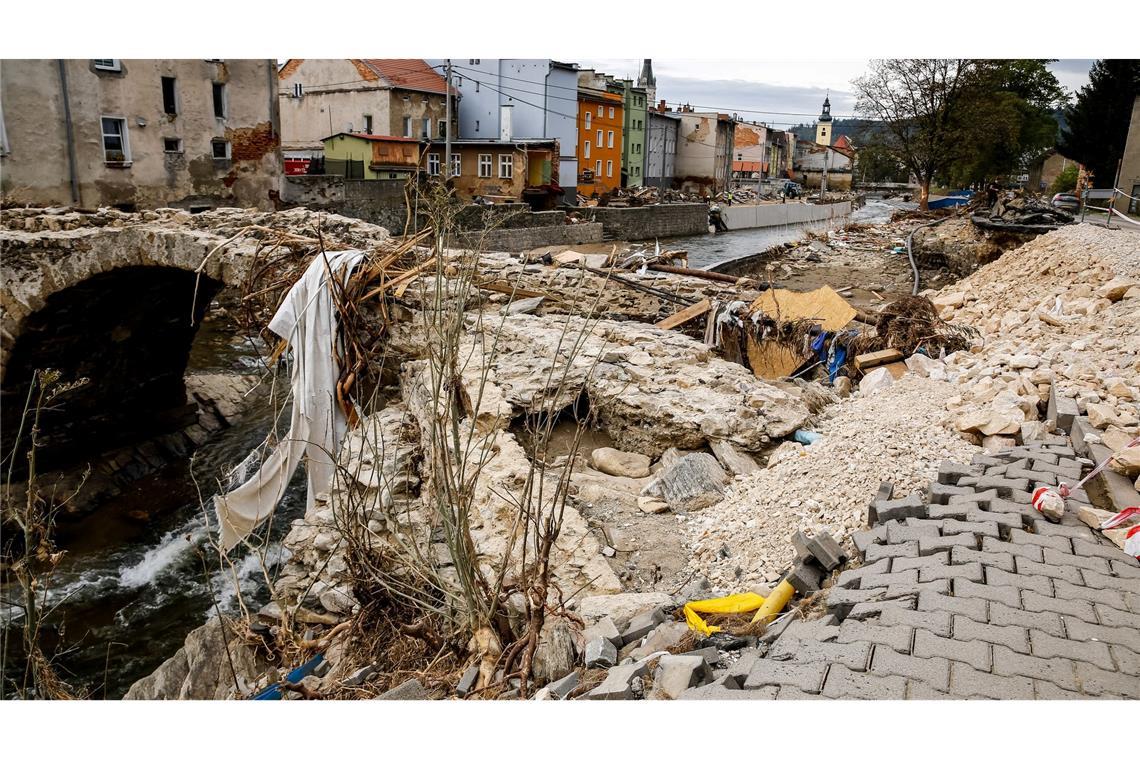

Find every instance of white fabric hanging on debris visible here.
[215,249,365,551]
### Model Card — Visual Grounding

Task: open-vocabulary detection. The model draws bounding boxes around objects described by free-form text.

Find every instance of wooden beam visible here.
[655,298,711,330]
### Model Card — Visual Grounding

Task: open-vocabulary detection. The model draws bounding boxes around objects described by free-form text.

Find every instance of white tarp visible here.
[215,249,365,551]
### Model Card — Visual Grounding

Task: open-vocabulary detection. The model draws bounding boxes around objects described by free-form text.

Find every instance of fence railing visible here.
[1080,188,1140,227]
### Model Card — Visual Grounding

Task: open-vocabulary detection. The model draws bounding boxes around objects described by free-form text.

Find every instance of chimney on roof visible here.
[658,99,666,113]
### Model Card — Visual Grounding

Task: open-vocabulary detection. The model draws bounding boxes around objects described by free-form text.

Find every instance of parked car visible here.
[1051,192,1080,213]
[780,181,803,199]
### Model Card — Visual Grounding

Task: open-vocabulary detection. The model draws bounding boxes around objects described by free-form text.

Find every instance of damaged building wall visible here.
[675,111,734,194]
[0,59,281,211]
[645,111,679,188]
[1116,95,1140,215]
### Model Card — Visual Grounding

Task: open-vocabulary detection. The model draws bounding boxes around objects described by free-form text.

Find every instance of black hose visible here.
[906,217,950,295]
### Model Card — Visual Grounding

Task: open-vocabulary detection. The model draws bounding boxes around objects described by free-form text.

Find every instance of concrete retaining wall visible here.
[461,222,604,252]
[720,201,852,231]
[584,204,708,240]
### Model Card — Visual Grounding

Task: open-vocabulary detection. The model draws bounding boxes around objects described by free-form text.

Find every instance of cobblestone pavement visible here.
[686,435,1140,700]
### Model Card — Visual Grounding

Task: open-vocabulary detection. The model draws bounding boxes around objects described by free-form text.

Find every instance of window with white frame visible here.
[607,130,614,148]
[584,112,591,130]
[478,153,492,177]
[596,129,602,146]
[498,154,513,179]
[403,117,413,137]
[597,105,603,117]
[439,119,447,138]
[450,153,462,176]
[421,118,431,139]
[93,59,120,71]
[363,114,373,134]
[100,116,129,162]
[595,159,601,175]
[212,139,231,160]
[584,141,591,159]
[608,107,614,119]
[606,160,613,178]
[427,153,440,176]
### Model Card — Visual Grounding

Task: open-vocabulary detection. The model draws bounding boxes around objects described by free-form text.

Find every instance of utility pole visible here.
[444,59,453,181]
[821,147,830,197]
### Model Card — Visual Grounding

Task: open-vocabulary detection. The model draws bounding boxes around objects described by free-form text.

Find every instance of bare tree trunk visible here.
[919,178,931,211]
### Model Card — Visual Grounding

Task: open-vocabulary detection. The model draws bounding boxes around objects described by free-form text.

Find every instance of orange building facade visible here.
[577,90,624,196]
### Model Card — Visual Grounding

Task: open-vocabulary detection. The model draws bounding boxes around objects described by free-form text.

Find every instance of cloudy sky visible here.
[578,59,1095,128]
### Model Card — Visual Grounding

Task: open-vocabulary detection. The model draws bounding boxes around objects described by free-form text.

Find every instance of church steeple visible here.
[638,59,656,106]
[815,91,833,146]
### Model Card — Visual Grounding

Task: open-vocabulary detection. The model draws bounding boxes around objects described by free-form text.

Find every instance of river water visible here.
[1,320,305,699]
[662,217,847,270]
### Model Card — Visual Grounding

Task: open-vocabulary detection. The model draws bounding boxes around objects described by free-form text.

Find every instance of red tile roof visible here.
[358,59,450,95]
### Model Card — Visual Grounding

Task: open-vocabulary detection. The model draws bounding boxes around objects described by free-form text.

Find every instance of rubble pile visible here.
[682,375,978,592]
[972,192,1075,233]
[928,225,1140,448]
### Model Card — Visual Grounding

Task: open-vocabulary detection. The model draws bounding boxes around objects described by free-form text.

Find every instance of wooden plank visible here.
[655,298,711,330]
[881,361,908,379]
[854,348,903,372]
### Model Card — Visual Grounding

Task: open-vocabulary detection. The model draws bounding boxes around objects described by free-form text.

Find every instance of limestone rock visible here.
[575,592,674,629]
[1087,403,1118,429]
[1095,277,1138,302]
[709,439,760,476]
[859,366,895,395]
[642,453,728,512]
[767,441,805,468]
[590,447,651,478]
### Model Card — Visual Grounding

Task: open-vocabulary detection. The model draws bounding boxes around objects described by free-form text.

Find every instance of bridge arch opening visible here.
[2,265,224,477]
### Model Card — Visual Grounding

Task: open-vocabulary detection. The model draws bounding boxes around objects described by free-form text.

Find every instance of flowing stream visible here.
[1,318,305,699]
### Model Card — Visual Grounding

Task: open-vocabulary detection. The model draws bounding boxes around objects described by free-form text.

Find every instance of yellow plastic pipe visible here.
[682,592,766,637]
[751,579,795,625]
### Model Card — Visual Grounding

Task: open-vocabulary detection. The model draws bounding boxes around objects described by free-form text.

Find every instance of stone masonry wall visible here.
[583,204,709,240]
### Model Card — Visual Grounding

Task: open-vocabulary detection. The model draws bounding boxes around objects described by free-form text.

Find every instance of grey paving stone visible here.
[973,476,1030,498]
[949,662,1034,699]
[991,645,1078,691]
[878,605,952,637]
[950,545,1015,573]
[987,602,1065,637]
[1094,603,1140,631]
[882,579,952,599]
[826,587,888,612]
[778,617,841,644]
[1031,460,1082,480]
[927,503,970,520]
[768,639,873,671]
[837,620,913,653]
[821,664,908,699]
[941,519,1000,540]
[852,526,887,557]
[1080,569,1140,594]
[954,577,1023,608]
[1052,579,1129,611]
[1021,590,1098,624]
[1041,547,1112,574]
[1110,559,1140,577]
[1004,489,1034,505]
[1071,539,1136,566]
[865,541,919,562]
[1067,615,1140,653]
[1008,530,1071,554]
[982,535,1043,562]
[971,454,1004,467]
[724,650,760,681]
[918,590,988,623]
[985,566,1053,596]
[913,629,991,671]
[937,461,974,485]
[920,562,984,584]
[884,519,939,544]
[1029,629,1114,669]
[871,493,927,525]
[871,646,950,691]
[1074,662,1140,698]
[848,597,917,621]
[1110,645,1140,676]
[679,680,772,700]
[953,615,1030,653]
[1033,680,1090,699]
[1014,557,1084,584]
[949,488,998,507]
[743,659,827,693]
[835,558,892,589]
[907,680,954,699]
[929,483,976,505]
[1004,465,1040,483]
[860,569,918,589]
[918,534,978,556]
[893,552,949,573]
[1034,522,1095,541]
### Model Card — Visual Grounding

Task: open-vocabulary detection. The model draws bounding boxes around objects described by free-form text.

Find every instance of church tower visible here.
[638,59,656,107]
[815,93,833,146]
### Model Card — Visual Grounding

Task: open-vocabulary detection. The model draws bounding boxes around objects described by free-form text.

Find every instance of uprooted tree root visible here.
[853,295,977,358]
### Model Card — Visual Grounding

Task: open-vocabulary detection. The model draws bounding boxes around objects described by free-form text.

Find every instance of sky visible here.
[577,59,1095,129]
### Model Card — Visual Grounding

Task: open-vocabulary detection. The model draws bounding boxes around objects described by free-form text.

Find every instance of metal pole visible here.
[444,59,452,181]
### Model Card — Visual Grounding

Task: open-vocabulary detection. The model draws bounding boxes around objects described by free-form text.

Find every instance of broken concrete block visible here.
[937,461,973,486]
[870,493,927,525]
[456,664,479,697]
[787,560,825,594]
[583,660,650,700]
[643,453,728,511]
[546,671,579,699]
[580,616,622,650]
[710,439,760,476]
[344,665,375,687]
[629,621,688,660]
[650,655,712,699]
[374,678,429,700]
[575,592,673,629]
[806,530,846,570]
[621,607,666,645]
[1047,384,1079,434]
[584,637,618,669]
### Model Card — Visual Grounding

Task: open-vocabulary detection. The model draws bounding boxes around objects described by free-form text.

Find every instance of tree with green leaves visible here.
[1058,59,1140,189]
[853,59,1065,208]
